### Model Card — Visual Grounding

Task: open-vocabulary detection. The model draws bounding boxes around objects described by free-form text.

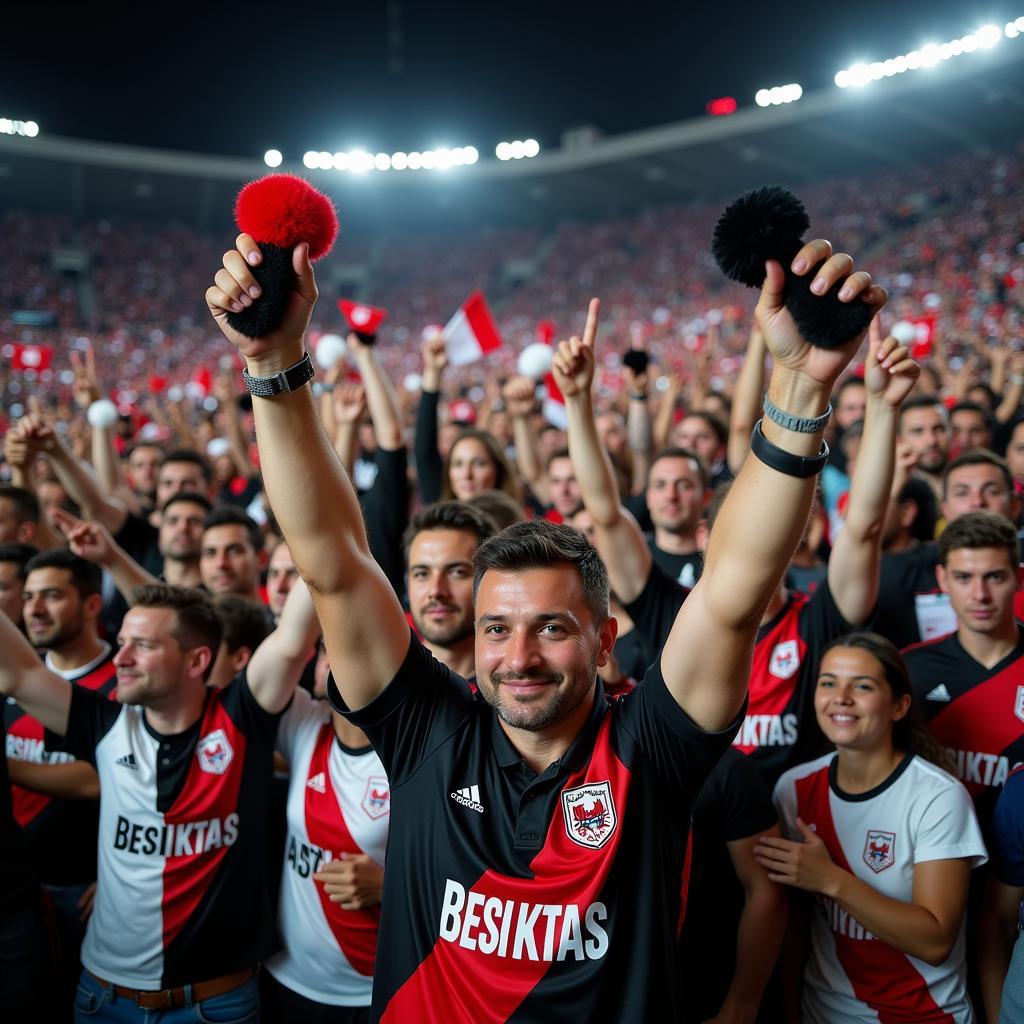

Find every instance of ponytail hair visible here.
[821,632,954,774]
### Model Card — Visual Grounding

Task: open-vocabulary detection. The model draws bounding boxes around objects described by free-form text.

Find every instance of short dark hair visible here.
[202,506,262,552]
[898,394,947,431]
[938,510,1018,567]
[129,585,223,672]
[896,477,938,543]
[161,490,214,517]
[949,400,993,433]
[128,441,162,459]
[404,500,498,563]
[0,485,39,525]
[835,376,867,401]
[0,543,39,581]
[472,519,609,623]
[646,446,709,491]
[545,447,573,472]
[25,549,102,600]
[161,449,212,484]
[680,411,728,448]
[213,595,272,655]
[466,491,524,532]
[942,449,1013,497]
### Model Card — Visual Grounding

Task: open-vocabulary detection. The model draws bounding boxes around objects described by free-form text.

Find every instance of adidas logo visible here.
[925,684,951,702]
[307,772,327,794]
[450,784,485,814]
[115,753,138,771]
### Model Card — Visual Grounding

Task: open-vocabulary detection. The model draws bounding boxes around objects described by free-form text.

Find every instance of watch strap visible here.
[242,352,315,397]
[750,420,829,478]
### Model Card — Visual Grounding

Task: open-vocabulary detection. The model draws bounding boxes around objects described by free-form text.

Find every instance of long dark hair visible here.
[441,428,522,504]
[820,632,954,773]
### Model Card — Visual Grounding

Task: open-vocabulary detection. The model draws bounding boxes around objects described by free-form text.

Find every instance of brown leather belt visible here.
[87,966,255,1010]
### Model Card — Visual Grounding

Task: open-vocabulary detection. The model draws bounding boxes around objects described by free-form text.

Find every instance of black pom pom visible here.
[622,349,650,375]
[712,186,809,287]
[353,330,377,347]
[224,243,294,339]
[785,269,876,349]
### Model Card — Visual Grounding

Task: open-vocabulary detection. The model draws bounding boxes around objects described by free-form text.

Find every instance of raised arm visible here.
[662,242,886,730]
[504,376,546,501]
[246,576,320,713]
[555,301,653,605]
[206,236,409,711]
[414,335,447,503]
[727,324,767,473]
[828,328,918,625]
[0,608,72,736]
[331,381,367,478]
[2,425,62,551]
[348,333,403,452]
[214,371,257,478]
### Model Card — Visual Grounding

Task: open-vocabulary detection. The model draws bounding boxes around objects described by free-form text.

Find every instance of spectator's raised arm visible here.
[206,236,409,712]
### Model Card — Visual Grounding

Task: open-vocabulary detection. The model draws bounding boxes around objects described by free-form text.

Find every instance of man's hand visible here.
[502,376,537,418]
[52,510,117,566]
[334,382,367,425]
[213,370,238,408]
[206,234,317,373]
[70,346,101,410]
[551,298,601,399]
[15,414,56,455]
[753,818,843,896]
[3,424,32,472]
[864,335,919,409]
[756,241,887,388]
[313,853,384,910]
[421,335,448,391]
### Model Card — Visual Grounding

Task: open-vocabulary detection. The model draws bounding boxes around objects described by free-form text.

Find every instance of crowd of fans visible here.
[1,137,1024,1022]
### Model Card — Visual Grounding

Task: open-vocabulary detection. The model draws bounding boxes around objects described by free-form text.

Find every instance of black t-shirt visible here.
[114,511,164,578]
[47,672,284,988]
[4,649,117,885]
[0,745,37,915]
[875,543,945,650]
[647,537,703,590]
[329,631,742,1023]
[360,446,411,604]
[680,748,778,1024]
[625,568,853,786]
[611,625,650,684]
[904,627,1024,830]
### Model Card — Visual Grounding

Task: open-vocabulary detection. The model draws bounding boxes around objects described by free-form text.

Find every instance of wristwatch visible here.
[242,352,315,397]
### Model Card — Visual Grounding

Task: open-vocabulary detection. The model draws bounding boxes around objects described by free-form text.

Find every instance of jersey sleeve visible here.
[621,563,687,662]
[704,750,779,842]
[913,773,988,868]
[275,688,330,764]
[614,657,744,802]
[328,628,476,788]
[224,669,288,749]
[803,578,857,643]
[989,769,1024,885]
[46,684,124,765]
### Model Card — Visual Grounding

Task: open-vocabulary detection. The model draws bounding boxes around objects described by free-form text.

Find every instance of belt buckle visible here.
[159,987,177,1009]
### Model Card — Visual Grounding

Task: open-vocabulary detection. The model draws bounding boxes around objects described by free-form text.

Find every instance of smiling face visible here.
[474,565,615,734]
[814,646,910,752]
[448,437,499,501]
[407,528,478,648]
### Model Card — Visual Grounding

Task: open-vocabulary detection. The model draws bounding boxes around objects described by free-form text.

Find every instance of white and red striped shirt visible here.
[774,753,986,1024]
[266,689,389,1006]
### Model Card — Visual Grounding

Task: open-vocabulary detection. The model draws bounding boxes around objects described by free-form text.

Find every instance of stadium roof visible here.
[2,41,1022,233]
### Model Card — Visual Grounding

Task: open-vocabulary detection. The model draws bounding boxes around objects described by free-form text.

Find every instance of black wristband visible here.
[749,419,829,478]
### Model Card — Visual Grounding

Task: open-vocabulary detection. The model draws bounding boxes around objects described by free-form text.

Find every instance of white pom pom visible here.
[207,437,231,458]
[422,324,444,341]
[315,333,346,370]
[705,308,723,326]
[219,354,236,370]
[518,342,554,378]
[403,372,423,392]
[167,386,184,403]
[923,293,942,310]
[87,399,119,428]
[890,321,916,345]
[184,381,206,401]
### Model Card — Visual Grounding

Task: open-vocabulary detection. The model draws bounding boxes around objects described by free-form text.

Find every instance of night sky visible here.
[5,1,1014,159]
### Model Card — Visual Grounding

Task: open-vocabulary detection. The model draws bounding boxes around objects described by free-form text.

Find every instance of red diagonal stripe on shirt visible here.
[161,697,245,950]
[926,658,1024,796]
[304,723,380,976]
[795,767,954,1024]
[380,715,630,1024]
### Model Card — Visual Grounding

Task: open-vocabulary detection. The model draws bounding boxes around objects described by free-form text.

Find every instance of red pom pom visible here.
[234,174,339,260]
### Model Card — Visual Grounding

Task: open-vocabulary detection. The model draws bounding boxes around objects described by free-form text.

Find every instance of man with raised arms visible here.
[206,231,885,1022]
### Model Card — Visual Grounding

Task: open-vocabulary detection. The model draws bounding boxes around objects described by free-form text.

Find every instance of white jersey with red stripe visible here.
[266,689,389,1006]
[774,753,986,1024]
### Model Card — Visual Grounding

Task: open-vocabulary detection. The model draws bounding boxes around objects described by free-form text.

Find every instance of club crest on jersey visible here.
[863,829,896,873]
[562,781,617,850]
[196,729,233,775]
[769,639,800,679]
[1015,687,1024,724]
[362,776,390,820]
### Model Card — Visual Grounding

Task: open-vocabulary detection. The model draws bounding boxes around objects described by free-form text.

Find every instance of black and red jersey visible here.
[48,670,283,989]
[4,646,116,885]
[625,566,853,784]
[328,631,741,1024]
[904,627,1024,827]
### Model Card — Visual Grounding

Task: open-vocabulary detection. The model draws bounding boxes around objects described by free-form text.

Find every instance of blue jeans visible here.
[73,970,258,1023]
[1000,927,1024,1024]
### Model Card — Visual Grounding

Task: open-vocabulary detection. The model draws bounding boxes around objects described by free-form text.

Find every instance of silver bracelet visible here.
[762,392,832,434]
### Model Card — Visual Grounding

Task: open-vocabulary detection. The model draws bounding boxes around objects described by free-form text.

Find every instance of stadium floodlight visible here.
[263,149,283,168]
[391,151,409,170]
[333,152,349,170]
[302,151,318,169]
[523,138,540,158]
[509,140,526,159]
[421,150,437,169]
[463,146,479,164]
[316,151,331,169]
[375,152,391,171]
[348,150,371,173]
[496,141,512,160]
[23,121,39,138]
[407,151,423,169]
[755,83,803,105]
[976,23,1002,47]
[0,117,41,137]
[434,147,453,169]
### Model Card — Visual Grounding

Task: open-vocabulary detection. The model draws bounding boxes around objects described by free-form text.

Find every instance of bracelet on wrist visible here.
[762,392,831,434]
[242,352,315,397]
[1009,374,1024,385]
[749,420,829,478]
[629,392,647,401]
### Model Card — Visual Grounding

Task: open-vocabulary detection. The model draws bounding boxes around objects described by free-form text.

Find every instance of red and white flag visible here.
[542,372,567,429]
[338,299,388,337]
[9,344,53,371]
[442,291,503,366]
[908,315,937,359]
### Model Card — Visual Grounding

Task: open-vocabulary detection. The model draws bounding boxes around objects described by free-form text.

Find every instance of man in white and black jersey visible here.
[0,581,306,1020]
